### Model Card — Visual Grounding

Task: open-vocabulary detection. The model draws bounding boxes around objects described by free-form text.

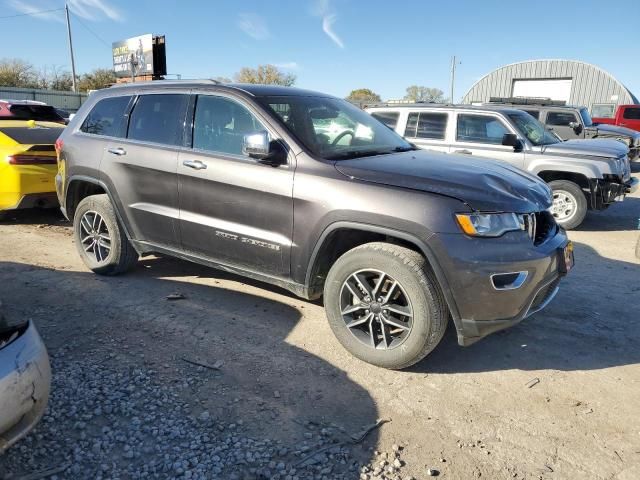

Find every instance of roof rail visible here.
[488,96,566,106]
[109,78,223,88]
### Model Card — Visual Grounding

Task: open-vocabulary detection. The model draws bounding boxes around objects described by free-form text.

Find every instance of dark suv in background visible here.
[56,81,572,369]
[486,97,640,161]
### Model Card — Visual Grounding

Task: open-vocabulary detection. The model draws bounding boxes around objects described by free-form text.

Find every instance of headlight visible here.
[455,212,524,237]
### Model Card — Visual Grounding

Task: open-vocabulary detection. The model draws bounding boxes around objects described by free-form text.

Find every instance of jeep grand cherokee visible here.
[55,81,572,369]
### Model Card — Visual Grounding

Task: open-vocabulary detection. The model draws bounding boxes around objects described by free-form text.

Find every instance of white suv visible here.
[366,104,637,229]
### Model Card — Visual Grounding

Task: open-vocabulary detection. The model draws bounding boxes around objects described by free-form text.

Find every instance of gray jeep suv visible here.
[56,81,572,369]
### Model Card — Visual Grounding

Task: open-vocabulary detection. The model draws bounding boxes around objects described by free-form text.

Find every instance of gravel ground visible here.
[0,166,639,479]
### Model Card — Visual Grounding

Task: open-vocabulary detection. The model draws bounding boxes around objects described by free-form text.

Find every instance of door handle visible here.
[107,147,126,156]
[183,159,207,170]
[454,149,472,155]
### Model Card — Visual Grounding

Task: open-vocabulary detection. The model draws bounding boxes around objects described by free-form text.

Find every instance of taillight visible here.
[55,138,64,152]
[6,155,56,165]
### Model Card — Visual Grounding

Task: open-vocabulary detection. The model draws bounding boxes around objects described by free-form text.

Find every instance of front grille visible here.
[523,211,556,246]
[533,211,556,245]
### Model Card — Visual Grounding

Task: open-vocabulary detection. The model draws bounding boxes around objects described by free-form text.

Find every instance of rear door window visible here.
[456,114,509,144]
[127,94,189,146]
[371,111,400,129]
[416,112,448,140]
[622,107,640,120]
[80,96,132,137]
[546,111,578,126]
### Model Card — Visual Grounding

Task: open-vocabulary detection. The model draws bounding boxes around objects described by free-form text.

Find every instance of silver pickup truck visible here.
[367,104,638,229]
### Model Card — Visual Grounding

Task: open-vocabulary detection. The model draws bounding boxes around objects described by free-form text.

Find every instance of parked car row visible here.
[368,103,637,229]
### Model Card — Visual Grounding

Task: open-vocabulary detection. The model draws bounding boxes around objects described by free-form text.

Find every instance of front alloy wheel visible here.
[548,180,587,230]
[324,242,448,369]
[340,270,413,350]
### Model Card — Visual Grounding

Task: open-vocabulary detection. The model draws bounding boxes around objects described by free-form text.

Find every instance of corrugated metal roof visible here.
[462,60,638,111]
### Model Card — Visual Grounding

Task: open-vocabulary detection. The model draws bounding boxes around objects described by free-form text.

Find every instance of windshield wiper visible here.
[326,145,417,160]
[325,149,389,160]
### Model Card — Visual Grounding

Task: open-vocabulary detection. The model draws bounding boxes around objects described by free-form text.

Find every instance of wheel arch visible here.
[304,221,461,324]
[537,170,591,189]
[65,175,136,247]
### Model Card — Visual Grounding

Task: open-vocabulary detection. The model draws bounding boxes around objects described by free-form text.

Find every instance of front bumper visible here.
[0,321,51,453]
[430,226,569,347]
[588,177,637,210]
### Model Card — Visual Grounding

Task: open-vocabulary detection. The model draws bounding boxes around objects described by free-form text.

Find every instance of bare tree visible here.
[234,65,296,86]
[36,65,74,91]
[404,85,448,103]
[0,58,39,88]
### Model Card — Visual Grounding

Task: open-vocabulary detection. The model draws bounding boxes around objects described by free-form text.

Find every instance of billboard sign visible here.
[112,34,154,78]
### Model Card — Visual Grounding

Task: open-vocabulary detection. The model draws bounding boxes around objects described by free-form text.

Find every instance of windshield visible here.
[579,107,593,127]
[6,105,64,123]
[507,112,561,146]
[256,96,414,160]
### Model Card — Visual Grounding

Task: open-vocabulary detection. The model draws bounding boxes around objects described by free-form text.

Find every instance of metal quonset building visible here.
[462,59,638,118]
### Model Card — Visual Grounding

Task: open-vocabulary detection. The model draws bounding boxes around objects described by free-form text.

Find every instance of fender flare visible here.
[305,221,462,325]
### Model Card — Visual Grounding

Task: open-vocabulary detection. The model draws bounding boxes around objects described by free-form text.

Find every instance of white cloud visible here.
[237,13,270,40]
[322,14,344,49]
[68,0,123,21]
[6,0,64,23]
[313,0,344,49]
[272,62,299,70]
[6,0,122,22]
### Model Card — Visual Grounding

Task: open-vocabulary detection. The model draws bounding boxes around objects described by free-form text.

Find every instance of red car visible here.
[593,105,640,132]
[0,100,66,124]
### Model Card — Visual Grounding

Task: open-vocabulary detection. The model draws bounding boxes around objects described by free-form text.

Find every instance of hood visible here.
[334,150,551,212]
[541,138,629,158]
[586,123,640,143]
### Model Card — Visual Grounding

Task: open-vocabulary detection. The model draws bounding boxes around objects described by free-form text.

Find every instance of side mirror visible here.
[568,121,583,134]
[242,131,287,166]
[502,133,523,152]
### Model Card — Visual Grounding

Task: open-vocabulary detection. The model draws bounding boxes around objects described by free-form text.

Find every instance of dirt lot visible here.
[1,172,639,479]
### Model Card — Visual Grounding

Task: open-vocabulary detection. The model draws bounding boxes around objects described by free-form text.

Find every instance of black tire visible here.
[548,180,587,230]
[73,194,138,275]
[324,242,448,369]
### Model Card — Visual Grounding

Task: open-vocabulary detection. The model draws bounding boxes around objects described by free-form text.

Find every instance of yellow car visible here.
[0,120,64,215]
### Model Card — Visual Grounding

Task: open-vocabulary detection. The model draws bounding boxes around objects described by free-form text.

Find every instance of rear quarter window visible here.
[80,96,132,137]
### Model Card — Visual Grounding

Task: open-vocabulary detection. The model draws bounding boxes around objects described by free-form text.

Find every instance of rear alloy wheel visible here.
[548,180,587,230]
[324,242,448,369]
[73,194,138,275]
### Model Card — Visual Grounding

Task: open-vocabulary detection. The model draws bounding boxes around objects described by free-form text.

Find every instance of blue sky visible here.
[2,0,639,101]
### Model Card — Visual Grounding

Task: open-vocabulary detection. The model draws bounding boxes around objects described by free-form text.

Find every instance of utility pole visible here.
[449,55,457,104]
[65,3,77,92]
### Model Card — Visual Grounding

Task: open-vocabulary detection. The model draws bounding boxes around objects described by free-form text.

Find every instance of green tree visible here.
[404,85,447,103]
[37,65,74,91]
[345,88,381,103]
[0,58,39,88]
[234,65,296,86]
[77,68,117,92]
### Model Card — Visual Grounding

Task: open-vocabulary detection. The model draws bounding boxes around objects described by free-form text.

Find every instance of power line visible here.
[69,10,110,47]
[0,7,64,20]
